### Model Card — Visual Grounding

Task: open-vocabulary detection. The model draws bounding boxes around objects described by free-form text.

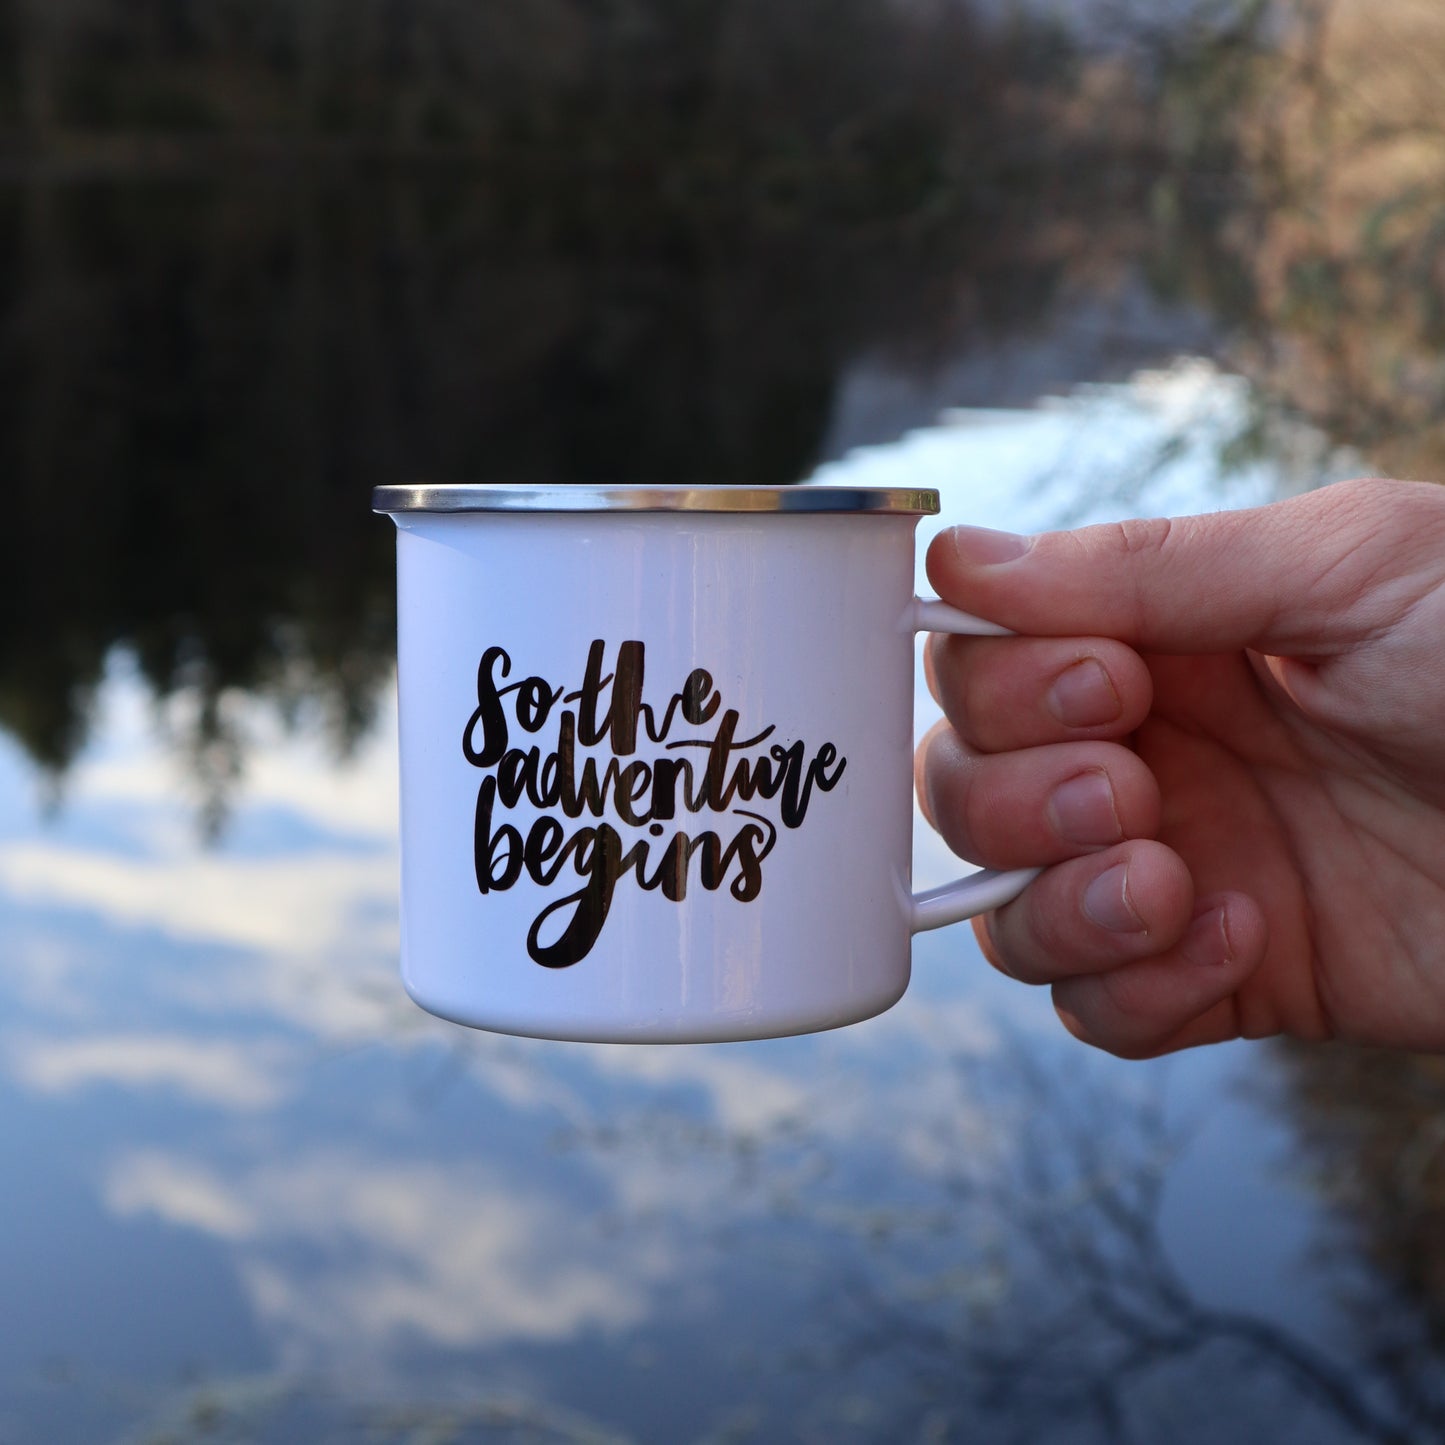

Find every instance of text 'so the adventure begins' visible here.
[463,639,847,967]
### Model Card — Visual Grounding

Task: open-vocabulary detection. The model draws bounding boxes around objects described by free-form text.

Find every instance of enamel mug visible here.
[373,484,1038,1043]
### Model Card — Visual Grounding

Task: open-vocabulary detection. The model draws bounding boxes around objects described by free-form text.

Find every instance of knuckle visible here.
[1053,978,1162,1060]
[1076,518,1178,639]
[1095,963,1160,1031]
[1348,477,1445,559]
[930,636,975,724]
[916,721,956,825]
[961,771,1016,856]
[979,895,1047,985]
[973,912,1018,980]
[998,889,1077,987]
[1310,477,1439,562]
[1342,475,1414,513]
[922,636,944,708]
[1103,515,1174,560]
[921,728,988,858]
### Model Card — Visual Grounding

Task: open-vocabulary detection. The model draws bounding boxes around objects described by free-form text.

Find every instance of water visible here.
[4,17,1445,1424]
[5,307,1438,1440]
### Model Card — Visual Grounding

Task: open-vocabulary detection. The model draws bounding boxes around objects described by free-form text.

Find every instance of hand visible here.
[915,477,1445,1057]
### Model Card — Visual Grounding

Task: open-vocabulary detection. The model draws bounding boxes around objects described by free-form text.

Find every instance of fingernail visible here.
[1179,901,1233,967]
[1048,769,1123,847]
[1083,862,1145,933]
[949,525,1033,566]
[1047,658,1122,729]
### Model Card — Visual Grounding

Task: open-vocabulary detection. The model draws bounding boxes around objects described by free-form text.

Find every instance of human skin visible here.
[915,476,1445,1057]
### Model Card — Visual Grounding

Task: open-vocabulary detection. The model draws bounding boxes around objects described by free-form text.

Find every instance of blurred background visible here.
[2,1,1445,1441]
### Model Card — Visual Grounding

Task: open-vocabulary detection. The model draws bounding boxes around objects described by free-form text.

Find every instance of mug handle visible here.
[908,596,1042,934]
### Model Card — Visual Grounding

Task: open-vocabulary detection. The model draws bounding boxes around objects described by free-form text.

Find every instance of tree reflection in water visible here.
[549,1046,1445,1444]
[98,1043,1445,1444]
[860,1055,1445,1442]
[0,170,1152,827]
[1272,1045,1445,1387]
[0,0,1253,822]
[3,0,1445,826]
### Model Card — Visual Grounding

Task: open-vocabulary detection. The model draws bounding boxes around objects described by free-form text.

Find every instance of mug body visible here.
[380,486,934,1043]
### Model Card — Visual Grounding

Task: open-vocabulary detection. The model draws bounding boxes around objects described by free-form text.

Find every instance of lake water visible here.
[7,250,1443,1445]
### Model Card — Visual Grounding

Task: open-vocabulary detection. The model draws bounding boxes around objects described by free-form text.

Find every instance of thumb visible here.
[927,478,1445,657]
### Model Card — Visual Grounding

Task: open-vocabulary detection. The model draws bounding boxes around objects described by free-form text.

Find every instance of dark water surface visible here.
[2,161,1444,1445]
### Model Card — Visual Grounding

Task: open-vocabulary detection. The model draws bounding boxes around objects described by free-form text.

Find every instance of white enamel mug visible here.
[373,484,1039,1043]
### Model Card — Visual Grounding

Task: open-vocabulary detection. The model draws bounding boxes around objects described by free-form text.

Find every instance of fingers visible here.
[917,723,1159,869]
[974,853,1269,1058]
[976,841,1194,982]
[925,633,1152,752]
[1050,891,1268,1058]
[925,477,1445,658]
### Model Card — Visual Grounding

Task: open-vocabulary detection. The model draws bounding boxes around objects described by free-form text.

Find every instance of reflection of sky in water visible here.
[0,364,1392,1442]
